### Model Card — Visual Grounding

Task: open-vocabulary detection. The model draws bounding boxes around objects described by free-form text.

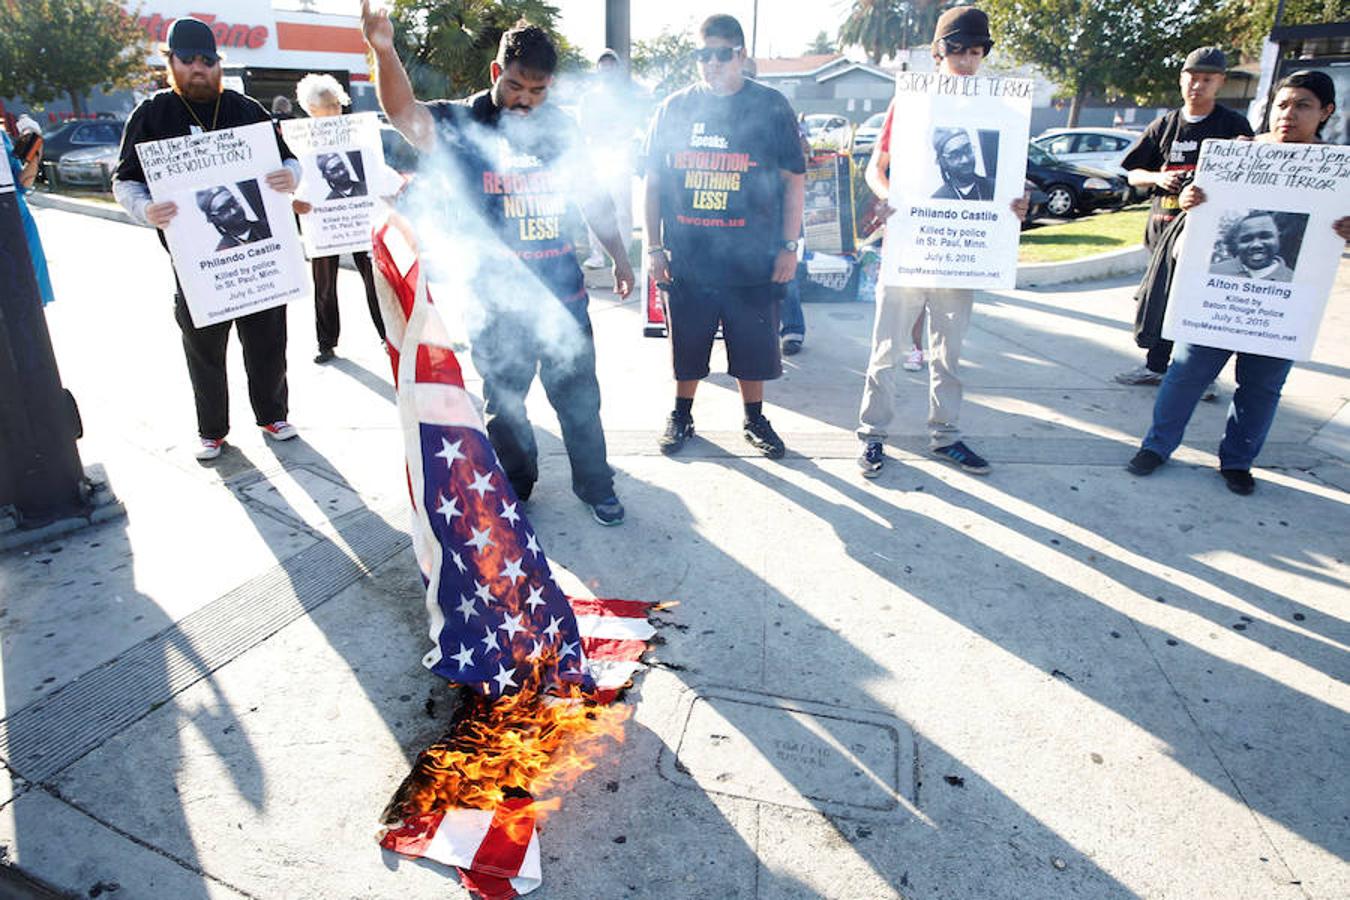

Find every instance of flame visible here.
[383,657,630,827]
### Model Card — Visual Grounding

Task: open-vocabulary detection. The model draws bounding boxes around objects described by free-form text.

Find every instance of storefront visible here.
[128,0,375,113]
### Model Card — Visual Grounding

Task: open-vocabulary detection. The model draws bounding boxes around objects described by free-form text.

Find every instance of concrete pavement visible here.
[1,205,1347,899]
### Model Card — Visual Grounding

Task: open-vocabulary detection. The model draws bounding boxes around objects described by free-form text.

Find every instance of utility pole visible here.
[604,0,631,67]
[0,168,89,531]
[751,0,759,56]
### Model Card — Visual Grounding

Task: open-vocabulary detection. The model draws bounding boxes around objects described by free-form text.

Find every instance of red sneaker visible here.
[260,421,298,441]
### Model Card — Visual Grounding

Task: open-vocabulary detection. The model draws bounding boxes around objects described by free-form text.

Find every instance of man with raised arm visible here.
[361,2,634,526]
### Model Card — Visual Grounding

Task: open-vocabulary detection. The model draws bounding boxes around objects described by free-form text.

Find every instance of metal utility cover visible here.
[239,465,366,529]
[661,687,912,817]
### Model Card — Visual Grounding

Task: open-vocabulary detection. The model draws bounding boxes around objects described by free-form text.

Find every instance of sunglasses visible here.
[694,45,743,63]
[172,50,219,67]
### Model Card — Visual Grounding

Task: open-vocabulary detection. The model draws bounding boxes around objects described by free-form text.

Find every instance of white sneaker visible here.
[261,421,298,441]
[903,347,924,371]
[582,254,606,269]
[195,437,224,460]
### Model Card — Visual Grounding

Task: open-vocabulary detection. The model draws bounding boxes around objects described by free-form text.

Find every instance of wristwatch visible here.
[781,239,799,252]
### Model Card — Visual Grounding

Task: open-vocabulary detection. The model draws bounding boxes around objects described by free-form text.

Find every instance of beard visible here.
[170,64,222,103]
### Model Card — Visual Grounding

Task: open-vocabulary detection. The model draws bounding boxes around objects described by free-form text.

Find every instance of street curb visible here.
[26,190,144,228]
[1016,245,1148,288]
[32,191,1148,289]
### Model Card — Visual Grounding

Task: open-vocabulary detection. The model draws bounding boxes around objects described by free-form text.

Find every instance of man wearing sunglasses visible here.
[644,14,806,459]
[113,17,302,461]
[856,7,1027,479]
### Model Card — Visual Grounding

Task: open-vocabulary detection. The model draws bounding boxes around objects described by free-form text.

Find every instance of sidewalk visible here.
[2,205,1347,899]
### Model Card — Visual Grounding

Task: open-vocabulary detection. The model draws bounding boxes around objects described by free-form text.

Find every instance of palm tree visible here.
[838,0,907,65]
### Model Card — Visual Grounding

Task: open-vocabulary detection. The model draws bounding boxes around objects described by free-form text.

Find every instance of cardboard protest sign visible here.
[1163,140,1349,361]
[879,72,1032,290]
[137,121,306,328]
[282,112,389,258]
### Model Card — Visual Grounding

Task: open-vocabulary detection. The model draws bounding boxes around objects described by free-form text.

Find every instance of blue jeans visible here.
[779,268,804,341]
[1141,342,1293,470]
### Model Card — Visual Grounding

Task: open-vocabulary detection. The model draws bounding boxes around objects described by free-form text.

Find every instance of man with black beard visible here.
[113,17,301,461]
[931,127,994,201]
[196,185,273,249]
[363,3,634,526]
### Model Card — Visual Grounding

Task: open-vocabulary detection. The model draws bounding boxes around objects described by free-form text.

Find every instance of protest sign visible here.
[137,121,306,328]
[1163,139,1349,361]
[282,112,389,258]
[804,153,846,254]
[879,72,1032,290]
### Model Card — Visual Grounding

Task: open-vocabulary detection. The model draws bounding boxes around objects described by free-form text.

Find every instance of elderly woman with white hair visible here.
[292,72,387,363]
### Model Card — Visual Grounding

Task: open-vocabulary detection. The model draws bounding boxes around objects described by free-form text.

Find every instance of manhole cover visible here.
[239,465,366,529]
[661,687,912,817]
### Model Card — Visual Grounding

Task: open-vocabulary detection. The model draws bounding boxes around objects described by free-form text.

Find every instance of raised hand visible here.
[361,0,395,54]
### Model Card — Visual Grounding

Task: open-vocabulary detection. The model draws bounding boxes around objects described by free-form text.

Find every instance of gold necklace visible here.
[180,91,221,131]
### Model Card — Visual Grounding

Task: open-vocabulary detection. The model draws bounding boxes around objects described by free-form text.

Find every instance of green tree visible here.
[389,0,585,99]
[1205,0,1348,59]
[983,0,1227,125]
[631,28,697,98]
[805,30,836,55]
[0,0,151,115]
[838,0,950,63]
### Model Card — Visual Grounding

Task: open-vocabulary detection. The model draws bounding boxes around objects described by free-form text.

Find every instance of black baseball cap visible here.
[1183,46,1227,73]
[165,17,219,61]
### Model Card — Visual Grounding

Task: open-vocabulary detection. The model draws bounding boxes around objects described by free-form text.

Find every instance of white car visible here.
[851,111,887,154]
[1033,127,1146,201]
[802,113,851,151]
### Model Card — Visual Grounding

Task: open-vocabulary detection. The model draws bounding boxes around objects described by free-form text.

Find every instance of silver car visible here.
[55,143,119,189]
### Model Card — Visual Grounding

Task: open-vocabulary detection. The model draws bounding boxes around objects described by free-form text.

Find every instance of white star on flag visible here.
[525,585,546,612]
[543,616,562,639]
[435,493,461,523]
[499,611,526,641]
[455,594,477,622]
[492,663,517,692]
[473,580,494,603]
[449,551,466,573]
[500,501,520,525]
[466,526,494,554]
[481,627,500,652]
[451,644,474,670]
[435,437,466,468]
[467,469,495,498]
[502,556,526,584]
[525,532,541,557]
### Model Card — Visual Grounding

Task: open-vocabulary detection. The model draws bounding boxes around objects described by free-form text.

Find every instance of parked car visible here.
[802,113,851,150]
[851,111,887,154]
[380,124,419,175]
[41,118,125,165]
[1024,142,1129,218]
[54,143,119,190]
[1033,127,1146,201]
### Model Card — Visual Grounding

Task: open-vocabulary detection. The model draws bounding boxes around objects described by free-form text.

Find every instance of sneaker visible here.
[781,337,802,356]
[1200,383,1218,403]
[1220,468,1255,495]
[1114,364,1165,386]
[582,254,606,269]
[931,441,989,474]
[903,347,924,371]
[658,412,695,455]
[858,441,885,478]
[743,415,786,459]
[1127,449,1164,476]
[195,437,224,461]
[591,495,625,526]
[261,421,298,441]
[314,348,335,364]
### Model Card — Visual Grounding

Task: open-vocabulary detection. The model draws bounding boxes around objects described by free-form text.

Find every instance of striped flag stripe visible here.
[568,598,654,619]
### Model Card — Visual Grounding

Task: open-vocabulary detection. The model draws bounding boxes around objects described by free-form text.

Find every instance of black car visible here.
[1024,142,1129,219]
[41,118,126,165]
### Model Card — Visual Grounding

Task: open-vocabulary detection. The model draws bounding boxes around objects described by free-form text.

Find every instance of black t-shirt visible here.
[425,91,588,306]
[1121,104,1253,248]
[114,88,295,251]
[643,79,805,286]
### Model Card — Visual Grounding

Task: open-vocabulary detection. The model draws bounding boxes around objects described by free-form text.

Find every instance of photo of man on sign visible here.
[1208,209,1306,282]
[195,182,273,250]
[317,150,368,200]
[930,126,998,201]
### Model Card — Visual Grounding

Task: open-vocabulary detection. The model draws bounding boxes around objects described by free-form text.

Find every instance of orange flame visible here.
[383,657,630,827]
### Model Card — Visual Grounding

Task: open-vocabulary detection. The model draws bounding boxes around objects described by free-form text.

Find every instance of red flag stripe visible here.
[470,796,536,879]
[415,343,466,387]
[581,636,650,662]
[568,598,654,619]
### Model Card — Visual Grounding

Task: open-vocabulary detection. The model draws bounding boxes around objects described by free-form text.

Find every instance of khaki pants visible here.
[857,285,973,448]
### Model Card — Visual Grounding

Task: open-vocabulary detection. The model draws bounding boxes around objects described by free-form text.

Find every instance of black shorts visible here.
[665,280,783,382]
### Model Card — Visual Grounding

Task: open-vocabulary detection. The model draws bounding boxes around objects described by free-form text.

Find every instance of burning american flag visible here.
[368,218,656,898]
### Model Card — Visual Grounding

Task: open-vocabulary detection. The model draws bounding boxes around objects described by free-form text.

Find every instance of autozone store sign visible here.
[136,11,269,50]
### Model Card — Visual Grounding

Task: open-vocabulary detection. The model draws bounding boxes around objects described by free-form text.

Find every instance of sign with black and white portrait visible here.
[136,121,307,328]
[282,112,396,258]
[880,72,1032,290]
[1165,139,1350,360]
